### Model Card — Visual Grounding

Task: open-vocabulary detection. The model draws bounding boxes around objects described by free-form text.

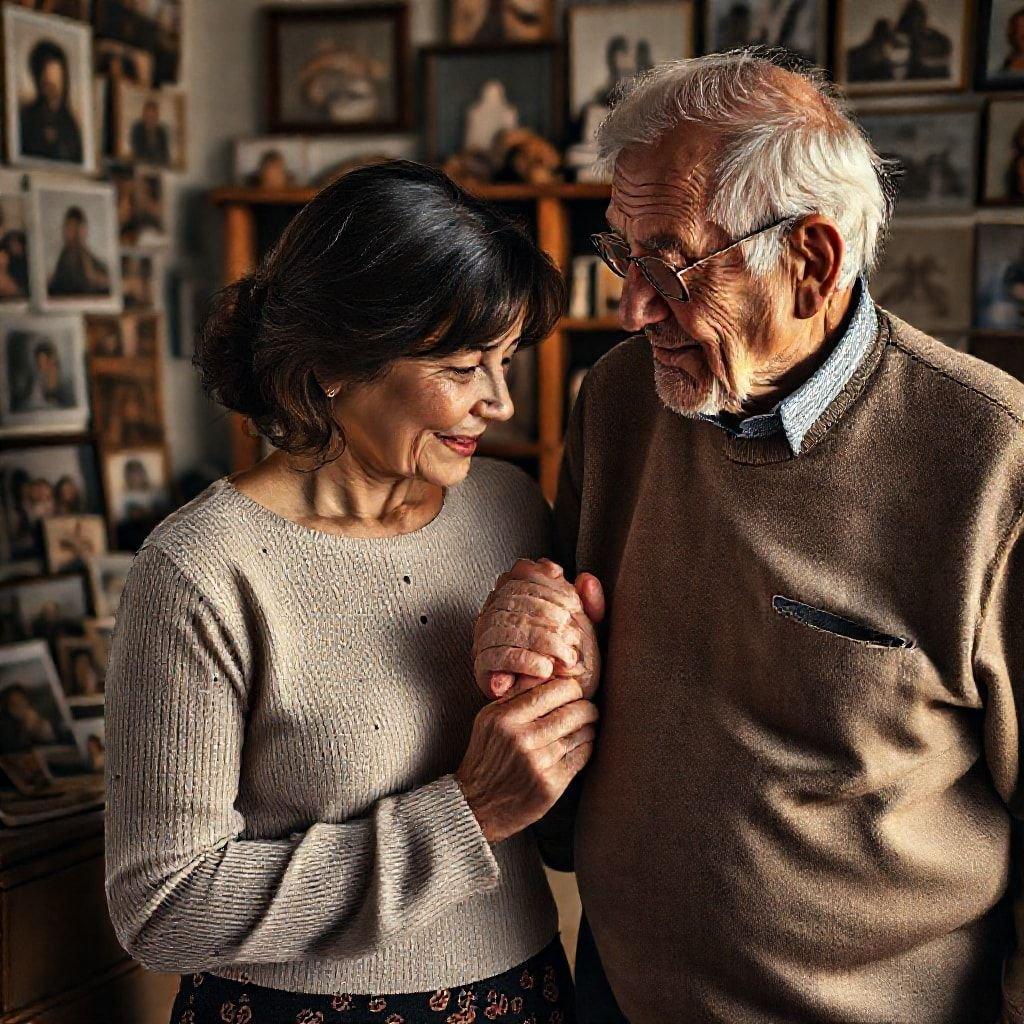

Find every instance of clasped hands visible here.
[455,558,604,844]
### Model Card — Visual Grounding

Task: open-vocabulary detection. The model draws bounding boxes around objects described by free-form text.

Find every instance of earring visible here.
[325,386,338,399]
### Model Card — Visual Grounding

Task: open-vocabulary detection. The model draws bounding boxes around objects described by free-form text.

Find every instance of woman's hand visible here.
[456,676,598,845]
[473,558,605,700]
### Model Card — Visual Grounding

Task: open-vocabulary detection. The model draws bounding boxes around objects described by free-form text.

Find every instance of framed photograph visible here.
[108,162,167,245]
[102,446,170,527]
[835,0,970,94]
[41,513,107,574]
[94,0,181,85]
[425,43,562,162]
[449,0,554,44]
[870,219,974,332]
[2,4,96,172]
[0,444,103,570]
[977,0,1024,89]
[26,176,122,314]
[265,4,411,134]
[0,640,77,762]
[7,1,92,21]
[0,170,31,308]
[0,312,89,436]
[982,98,1024,203]
[975,221,1024,329]
[95,37,153,86]
[7,573,87,648]
[858,108,978,214]
[121,247,163,311]
[305,134,416,186]
[85,310,160,358]
[566,4,693,181]
[704,0,827,65]
[233,136,310,189]
[113,79,186,170]
[56,635,104,703]
[90,357,164,449]
[86,550,132,617]
[69,716,104,771]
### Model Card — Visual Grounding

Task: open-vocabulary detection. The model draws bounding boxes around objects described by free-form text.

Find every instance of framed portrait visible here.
[94,0,181,85]
[982,99,1024,203]
[2,4,96,172]
[0,639,77,762]
[0,312,89,436]
[69,716,104,771]
[424,43,563,163]
[835,0,970,95]
[121,247,164,311]
[86,550,132,617]
[0,170,31,308]
[86,310,160,358]
[56,635,104,703]
[234,136,310,189]
[858,108,978,214]
[265,4,411,134]
[113,80,186,170]
[26,176,122,314]
[977,0,1024,89]
[107,162,167,245]
[704,0,827,65]
[102,446,170,528]
[0,443,103,571]
[41,513,107,574]
[89,356,164,449]
[7,1,92,21]
[449,0,554,44]
[869,219,974,333]
[566,3,693,181]
[95,37,154,86]
[974,221,1024,329]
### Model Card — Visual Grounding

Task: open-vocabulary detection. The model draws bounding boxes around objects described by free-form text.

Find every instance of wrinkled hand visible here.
[456,676,598,844]
[473,558,605,700]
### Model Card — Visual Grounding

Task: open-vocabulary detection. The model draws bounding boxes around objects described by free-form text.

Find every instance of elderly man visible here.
[474,52,1024,1024]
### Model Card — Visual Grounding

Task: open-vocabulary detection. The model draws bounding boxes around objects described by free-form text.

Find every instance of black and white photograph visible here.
[233,136,310,188]
[448,0,554,44]
[2,575,88,653]
[0,313,89,436]
[858,108,978,213]
[113,80,186,169]
[121,246,163,310]
[26,176,122,313]
[69,715,104,771]
[108,162,167,244]
[566,4,693,180]
[425,44,562,163]
[94,0,181,85]
[266,5,410,134]
[978,0,1024,88]
[56,635,104,703]
[836,0,970,94]
[0,640,76,760]
[103,447,169,527]
[975,220,1024,329]
[983,98,1024,202]
[0,444,103,569]
[869,219,974,332]
[704,0,827,65]
[86,550,133,617]
[41,513,107,573]
[0,170,31,306]
[2,3,96,172]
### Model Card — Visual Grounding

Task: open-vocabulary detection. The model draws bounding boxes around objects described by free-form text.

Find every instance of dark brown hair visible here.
[195,160,565,462]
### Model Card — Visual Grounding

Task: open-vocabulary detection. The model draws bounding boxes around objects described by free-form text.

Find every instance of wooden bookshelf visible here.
[210,182,620,501]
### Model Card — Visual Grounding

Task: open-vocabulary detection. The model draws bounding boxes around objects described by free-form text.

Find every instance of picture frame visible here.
[0,312,90,436]
[56,634,104,703]
[120,246,164,312]
[25,175,123,314]
[448,0,555,44]
[102,445,170,529]
[86,310,161,359]
[113,79,186,170]
[108,162,168,245]
[69,715,104,772]
[976,0,1024,89]
[41,513,107,573]
[94,0,181,86]
[703,0,827,66]
[2,4,97,173]
[0,638,78,760]
[89,354,165,449]
[857,107,979,214]
[566,4,693,181]
[835,0,970,95]
[0,169,31,309]
[94,37,154,87]
[233,136,310,189]
[424,43,563,163]
[869,218,975,333]
[86,550,133,617]
[982,98,1024,203]
[305,134,417,187]
[975,220,1024,329]
[264,4,411,134]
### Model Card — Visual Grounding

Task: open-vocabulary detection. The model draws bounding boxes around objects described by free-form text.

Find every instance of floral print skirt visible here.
[168,937,575,1024]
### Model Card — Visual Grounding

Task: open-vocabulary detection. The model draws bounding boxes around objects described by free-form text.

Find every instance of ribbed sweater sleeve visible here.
[104,543,501,976]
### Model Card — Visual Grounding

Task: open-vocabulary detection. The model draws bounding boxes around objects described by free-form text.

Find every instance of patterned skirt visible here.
[168,936,575,1024]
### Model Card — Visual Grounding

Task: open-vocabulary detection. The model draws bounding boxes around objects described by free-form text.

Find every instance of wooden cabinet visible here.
[0,812,178,1024]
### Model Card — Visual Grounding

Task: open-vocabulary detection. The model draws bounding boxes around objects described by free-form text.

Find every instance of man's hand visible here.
[474,558,605,700]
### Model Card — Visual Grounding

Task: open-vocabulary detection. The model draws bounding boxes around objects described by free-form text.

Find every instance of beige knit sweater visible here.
[103,458,558,994]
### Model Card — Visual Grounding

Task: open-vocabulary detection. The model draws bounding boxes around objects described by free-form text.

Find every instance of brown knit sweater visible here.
[555,310,1024,1023]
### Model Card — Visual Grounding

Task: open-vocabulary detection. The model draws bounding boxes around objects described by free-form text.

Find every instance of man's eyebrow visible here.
[636,232,693,259]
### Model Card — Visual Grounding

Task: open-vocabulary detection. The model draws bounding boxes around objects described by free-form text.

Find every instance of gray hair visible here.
[596,50,896,289]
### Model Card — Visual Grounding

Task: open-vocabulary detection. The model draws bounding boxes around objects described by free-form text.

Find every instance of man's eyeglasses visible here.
[590,216,797,303]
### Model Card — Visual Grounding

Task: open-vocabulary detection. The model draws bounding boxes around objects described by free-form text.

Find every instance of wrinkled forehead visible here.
[606,126,717,255]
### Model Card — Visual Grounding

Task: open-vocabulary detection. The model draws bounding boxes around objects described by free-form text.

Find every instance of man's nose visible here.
[618,264,670,334]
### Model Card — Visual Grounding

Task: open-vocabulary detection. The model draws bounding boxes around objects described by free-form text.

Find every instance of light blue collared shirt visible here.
[698,278,876,455]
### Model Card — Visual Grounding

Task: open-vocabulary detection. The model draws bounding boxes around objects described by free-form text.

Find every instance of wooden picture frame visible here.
[981,96,1024,204]
[264,4,411,134]
[976,0,1024,90]
[112,79,186,170]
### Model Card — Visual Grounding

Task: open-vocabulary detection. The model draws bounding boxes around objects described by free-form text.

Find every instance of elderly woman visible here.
[103,161,601,1024]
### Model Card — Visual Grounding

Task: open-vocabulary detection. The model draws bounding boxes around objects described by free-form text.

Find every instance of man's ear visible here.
[788,215,845,320]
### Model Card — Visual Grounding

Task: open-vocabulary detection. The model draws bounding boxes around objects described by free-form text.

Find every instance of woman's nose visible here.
[475,375,514,422]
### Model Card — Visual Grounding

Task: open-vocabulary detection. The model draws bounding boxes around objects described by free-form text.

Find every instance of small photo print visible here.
[704,0,826,65]
[56,635,104,702]
[90,360,164,449]
[234,137,309,188]
[114,80,185,170]
[0,639,76,759]
[103,447,169,526]
[983,99,1024,203]
[121,247,163,311]
[0,170,31,306]
[69,715,103,771]
[975,221,1024,329]
[13,573,88,647]
[108,162,167,245]
[42,513,107,573]
[86,550,133,617]
[94,37,153,86]
[979,0,1024,89]
[0,312,90,436]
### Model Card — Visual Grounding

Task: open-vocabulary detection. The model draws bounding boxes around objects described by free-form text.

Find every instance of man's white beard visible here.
[653,361,748,418]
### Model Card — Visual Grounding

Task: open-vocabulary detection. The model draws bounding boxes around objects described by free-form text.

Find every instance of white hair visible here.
[596,50,896,289]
